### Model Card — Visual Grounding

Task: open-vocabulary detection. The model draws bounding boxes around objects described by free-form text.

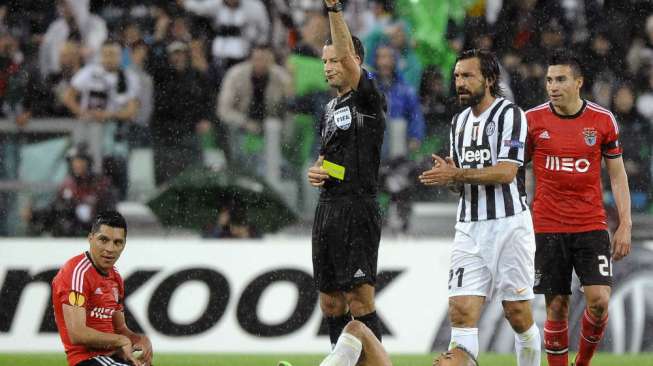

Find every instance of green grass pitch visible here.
[2,353,653,366]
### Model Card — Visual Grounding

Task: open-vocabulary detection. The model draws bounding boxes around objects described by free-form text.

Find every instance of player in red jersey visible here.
[52,211,152,366]
[526,51,631,366]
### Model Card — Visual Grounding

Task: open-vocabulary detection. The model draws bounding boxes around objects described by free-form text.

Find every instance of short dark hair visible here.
[91,211,127,236]
[548,49,583,78]
[325,35,365,63]
[456,49,503,97]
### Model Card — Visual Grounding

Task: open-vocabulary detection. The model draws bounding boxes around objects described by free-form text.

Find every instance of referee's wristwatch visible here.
[326,2,343,13]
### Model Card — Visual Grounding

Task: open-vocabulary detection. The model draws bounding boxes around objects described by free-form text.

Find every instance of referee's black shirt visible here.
[319,68,386,200]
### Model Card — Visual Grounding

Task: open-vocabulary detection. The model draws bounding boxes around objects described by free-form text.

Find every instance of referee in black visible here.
[307,0,386,348]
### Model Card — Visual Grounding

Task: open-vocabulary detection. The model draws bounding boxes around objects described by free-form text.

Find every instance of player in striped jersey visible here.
[526,51,631,366]
[419,49,540,366]
[52,212,152,366]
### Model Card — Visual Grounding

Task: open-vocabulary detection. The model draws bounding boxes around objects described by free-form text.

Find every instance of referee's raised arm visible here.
[324,0,361,89]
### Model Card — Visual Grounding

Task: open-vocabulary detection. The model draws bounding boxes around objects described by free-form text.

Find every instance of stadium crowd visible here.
[0,0,651,236]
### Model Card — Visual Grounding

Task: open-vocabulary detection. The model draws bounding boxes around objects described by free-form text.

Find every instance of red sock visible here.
[575,308,608,366]
[544,319,568,366]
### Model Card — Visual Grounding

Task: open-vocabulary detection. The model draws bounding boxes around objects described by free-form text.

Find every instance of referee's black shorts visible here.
[533,230,613,295]
[312,196,381,293]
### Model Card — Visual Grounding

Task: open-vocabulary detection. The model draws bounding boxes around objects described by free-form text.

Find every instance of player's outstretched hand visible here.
[308,158,330,187]
[612,224,631,261]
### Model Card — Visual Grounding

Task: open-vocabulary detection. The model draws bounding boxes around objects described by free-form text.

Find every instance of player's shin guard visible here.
[450,327,479,358]
[327,313,353,349]
[319,332,363,366]
[354,311,382,342]
[514,323,541,366]
[574,308,608,366]
[543,319,568,366]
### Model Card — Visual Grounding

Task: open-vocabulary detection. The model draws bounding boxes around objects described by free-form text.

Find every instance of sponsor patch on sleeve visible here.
[503,139,524,148]
[68,291,86,307]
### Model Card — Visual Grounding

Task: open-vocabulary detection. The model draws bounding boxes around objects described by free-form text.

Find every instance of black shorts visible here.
[312,196,381,293]
[76,355,131,366]
[534,230,612,295]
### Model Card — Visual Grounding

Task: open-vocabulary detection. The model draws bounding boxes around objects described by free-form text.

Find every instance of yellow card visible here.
[322,159,345,180]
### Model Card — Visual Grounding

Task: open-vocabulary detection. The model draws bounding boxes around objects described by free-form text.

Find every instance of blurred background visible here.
[1,0,653,360]
[0,0,651,238]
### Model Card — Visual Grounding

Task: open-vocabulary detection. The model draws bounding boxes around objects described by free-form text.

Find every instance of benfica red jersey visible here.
[51,252,125,366]
[526,100,622,233]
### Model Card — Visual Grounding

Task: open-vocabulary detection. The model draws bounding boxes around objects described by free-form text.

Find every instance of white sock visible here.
[319,332,363,366]
[514,323,541,366]
[449,327,479,358]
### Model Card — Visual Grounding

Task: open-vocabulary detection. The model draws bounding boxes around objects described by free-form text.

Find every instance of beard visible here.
[457,81,486,108]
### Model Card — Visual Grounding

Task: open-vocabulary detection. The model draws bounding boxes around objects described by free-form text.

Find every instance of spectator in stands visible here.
[179,0,270,71]
[23,143,117,237]
[147,40,212,186]
[202,205,260,239]
[611,82,651,212]
[627,14,653,76]
[292,12,329,58]
[127,39,153,137]
[150,9,192,56]
[636,69,653,123]
[383,21,422,90]
[583,30,622,94]
[39,0,107,80]
[419,66,455,156]
[493,0,563,55]
[360,0,394,41]
[118,19,145,68]
[0,32,38,126]
[62,40,139,125]
[364,18,424,90]
[218,43,292,176]
[44,40,83,117]
[374,44,424,160]
[62,39,140,198]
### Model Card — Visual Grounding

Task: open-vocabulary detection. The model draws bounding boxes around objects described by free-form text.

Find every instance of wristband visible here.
[326,2,343,12]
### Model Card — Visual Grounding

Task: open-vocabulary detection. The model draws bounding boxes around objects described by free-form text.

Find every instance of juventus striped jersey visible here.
[52,252,125,366]
[449,97,528,222]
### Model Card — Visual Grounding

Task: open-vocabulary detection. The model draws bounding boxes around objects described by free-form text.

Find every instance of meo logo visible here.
[545,156,590,173]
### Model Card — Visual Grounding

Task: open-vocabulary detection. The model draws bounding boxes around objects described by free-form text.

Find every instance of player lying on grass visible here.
[279,320,478,366]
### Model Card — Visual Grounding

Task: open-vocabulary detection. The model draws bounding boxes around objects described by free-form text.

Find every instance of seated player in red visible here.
[52,211,153,366]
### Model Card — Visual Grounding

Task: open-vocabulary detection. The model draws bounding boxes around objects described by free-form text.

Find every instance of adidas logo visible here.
[94,288,102,295]
[539,130,550,139]
[354,269,365,278]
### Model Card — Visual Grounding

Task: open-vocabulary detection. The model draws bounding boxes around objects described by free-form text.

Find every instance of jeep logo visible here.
[461,147,492,165]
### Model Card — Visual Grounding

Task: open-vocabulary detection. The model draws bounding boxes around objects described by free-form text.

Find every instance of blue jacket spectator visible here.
[374,45,425,158]
[365,21,422,90]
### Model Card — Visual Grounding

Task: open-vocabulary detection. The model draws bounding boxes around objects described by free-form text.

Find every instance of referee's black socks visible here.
[355,311,382,342]
[327,312,352,349]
